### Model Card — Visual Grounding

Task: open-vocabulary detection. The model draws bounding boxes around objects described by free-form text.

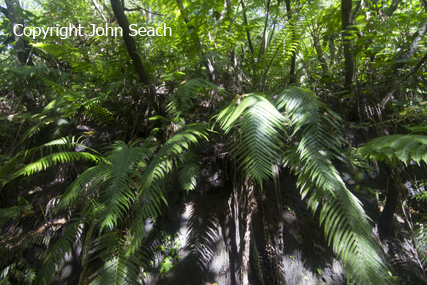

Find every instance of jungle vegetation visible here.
[1,0,427,284]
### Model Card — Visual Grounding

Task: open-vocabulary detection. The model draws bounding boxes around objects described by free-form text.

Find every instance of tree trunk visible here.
[312,33,330,76]
[240,0,256,71]
[109,0,159,114]
[342,0,355,94]
[4,0,30,66]
[257,0,271,63]
[285,0,296,85]
[241,182,255,285]
[380,165,401,236]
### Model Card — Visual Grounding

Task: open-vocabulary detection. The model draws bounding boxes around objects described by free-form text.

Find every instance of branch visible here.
[379,52,427,109]
[92,0,107,22]
[0,6,8,18]
[385,0,403,16]
[256,0,271,63]
[350,0,362,24]
[124,5,165,16]
[240,0,255,63]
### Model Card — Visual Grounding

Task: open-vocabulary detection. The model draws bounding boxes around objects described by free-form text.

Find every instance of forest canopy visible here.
[1,0,427,284]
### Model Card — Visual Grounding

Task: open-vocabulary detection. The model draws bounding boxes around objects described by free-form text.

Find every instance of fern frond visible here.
[1,137,101,185]
[259,16,302,85]
[0,257,36,285]
[178,161,199,193]
[98,141,151,231]
[415,220,427,264]
[83,97,115,125]
[13,152,101,178]
[217,94,285,187]
[276,87,390,284]
[137,124,207,192]
[55,165,110,211]
[358,134,427,165]
[177,151,200,193]
[166,79,222,116]
[89,231,146,285]
[36,220,84,284]
[184,201,220,274]
[130,124,207,238]
[0,204,32,226]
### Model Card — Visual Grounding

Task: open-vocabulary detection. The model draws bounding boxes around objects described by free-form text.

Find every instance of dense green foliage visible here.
[1,0,427,284]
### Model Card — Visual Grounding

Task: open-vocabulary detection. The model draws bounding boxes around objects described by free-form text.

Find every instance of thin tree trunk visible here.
[241,182,255,285]
[4,0,28,66]
[380,52,427,108]
[109,0,159,114]
[285,0,296,84]
[92,0,107,22]
[342,0,355,93]
[380,165,401,236]
[312,33,330,76]
[257,0,271,63]
[240,0,255,65]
